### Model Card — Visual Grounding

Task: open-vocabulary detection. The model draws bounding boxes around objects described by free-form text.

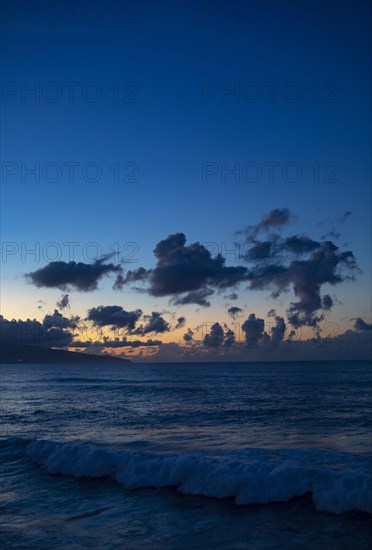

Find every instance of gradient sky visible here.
[1,0,371,360]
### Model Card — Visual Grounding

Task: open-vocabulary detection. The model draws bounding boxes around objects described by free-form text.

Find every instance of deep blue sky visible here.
[1,0,371,358]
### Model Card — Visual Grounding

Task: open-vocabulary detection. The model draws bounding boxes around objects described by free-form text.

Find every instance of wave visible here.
[13,438,372,515]
[47,377,119,384]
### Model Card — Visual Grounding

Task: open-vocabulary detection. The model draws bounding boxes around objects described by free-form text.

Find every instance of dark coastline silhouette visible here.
[0,343,129,364]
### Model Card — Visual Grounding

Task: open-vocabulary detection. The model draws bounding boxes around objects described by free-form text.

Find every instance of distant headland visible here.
[0,344,130,364]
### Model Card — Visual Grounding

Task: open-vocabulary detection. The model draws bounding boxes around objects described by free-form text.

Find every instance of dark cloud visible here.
[224,292,239,300]
[113,268,149,290]
[133,312,170,335]
[228,306,243,319]
[43,309,78,330]
[285,244,357,327]
[70,338,162,349]
[172,288,214,307]
[247,264,290,298]
[1,309,79,347]
[243,241,273,262]
[183,328,194,342]
[139,233,249,306]
[56,294,70,310]
[0,315,74,347]
[243,232,359,327]
[322,295,333,310]
[175,316,186,329]
[112,274,125,291]
[259,207,293,231]
[203,322,225,348]
[242,235,321,264]
[224,328,236,347]
[241,314,265,346]
[87,305,142,330]
[43,328,75,347]
[200,312,287,350]
[27,254,122,292]
[353,318,372,331]
[280,235,320,257]
[237,208,293,240]
[105,338,162,348]
[270,315,286,347]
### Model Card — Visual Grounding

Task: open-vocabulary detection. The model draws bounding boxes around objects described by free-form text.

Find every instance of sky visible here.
[1,0,371,361]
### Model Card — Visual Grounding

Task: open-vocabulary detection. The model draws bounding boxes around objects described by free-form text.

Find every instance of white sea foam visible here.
[24,438,372,515]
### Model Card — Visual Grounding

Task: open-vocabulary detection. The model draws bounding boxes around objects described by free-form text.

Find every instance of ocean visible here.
[1,360,371,549]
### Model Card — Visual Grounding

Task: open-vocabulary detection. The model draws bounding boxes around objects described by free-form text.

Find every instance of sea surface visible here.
[1,360,371,549]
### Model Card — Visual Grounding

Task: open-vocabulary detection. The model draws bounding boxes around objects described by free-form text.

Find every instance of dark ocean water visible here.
[1,360,371,549]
